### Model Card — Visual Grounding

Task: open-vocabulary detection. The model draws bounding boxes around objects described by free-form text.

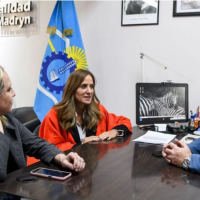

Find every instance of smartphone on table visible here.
[30,167,71,180]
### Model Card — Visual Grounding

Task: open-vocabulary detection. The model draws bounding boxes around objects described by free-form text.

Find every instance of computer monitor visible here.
[136,83,188,125]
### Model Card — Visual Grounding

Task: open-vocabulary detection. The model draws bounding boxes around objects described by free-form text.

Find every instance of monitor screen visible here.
[136,83,188,125]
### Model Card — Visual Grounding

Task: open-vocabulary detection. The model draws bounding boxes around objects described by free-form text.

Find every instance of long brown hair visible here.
[54,69,102,131]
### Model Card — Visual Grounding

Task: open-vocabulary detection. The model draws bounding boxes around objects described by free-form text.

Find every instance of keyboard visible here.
[175,132,188,140]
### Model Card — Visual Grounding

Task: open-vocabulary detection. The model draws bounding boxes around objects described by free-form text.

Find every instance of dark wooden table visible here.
[1,127,200,200]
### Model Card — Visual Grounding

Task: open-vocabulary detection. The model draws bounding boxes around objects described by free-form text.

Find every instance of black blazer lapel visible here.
[70,126,81,145]
[86,129,96,137]
[70,126,96,146]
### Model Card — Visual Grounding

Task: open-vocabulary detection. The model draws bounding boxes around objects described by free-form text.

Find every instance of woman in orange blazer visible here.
[39,69,132,152]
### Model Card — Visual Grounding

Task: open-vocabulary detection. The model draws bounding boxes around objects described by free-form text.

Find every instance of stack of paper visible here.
[133,131,176,145]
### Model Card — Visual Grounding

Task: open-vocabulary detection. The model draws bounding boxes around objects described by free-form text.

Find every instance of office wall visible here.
[0,1,200,125]
[0,1,55,109]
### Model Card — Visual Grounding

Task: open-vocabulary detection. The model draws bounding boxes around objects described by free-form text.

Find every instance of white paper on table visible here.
[154,124,167,132]
[132,130,176,145]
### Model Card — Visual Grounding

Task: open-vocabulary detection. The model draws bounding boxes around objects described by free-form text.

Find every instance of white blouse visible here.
[75,112,86,142]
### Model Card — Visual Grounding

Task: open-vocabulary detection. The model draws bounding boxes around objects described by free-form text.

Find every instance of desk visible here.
[0,127,200,200]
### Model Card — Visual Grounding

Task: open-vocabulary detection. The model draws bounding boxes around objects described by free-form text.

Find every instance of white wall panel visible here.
[0,1,199,125]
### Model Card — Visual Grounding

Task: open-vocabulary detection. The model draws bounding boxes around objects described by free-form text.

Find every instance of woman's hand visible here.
[54,152,85,172]
[98,130,118,141]
[82,136,101,144]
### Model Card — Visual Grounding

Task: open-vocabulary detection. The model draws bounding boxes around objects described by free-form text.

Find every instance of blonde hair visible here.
[0,66,7,126]
[54,69,103,131]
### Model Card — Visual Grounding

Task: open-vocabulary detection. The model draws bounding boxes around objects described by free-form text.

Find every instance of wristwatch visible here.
[182,156,191,170]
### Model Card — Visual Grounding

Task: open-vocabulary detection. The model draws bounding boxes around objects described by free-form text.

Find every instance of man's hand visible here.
[162,139,192,167]
[98,130,119,141]
[54,152,85,172]
[162,142,173,162]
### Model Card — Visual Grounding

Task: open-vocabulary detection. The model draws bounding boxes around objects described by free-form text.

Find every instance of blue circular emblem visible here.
[40,51,76,94]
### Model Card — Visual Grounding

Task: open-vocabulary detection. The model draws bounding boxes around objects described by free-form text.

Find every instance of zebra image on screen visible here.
[139,88,185,117]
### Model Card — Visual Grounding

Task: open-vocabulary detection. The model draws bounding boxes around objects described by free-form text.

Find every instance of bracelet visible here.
[117,132,124,137]
[113,129,124,137]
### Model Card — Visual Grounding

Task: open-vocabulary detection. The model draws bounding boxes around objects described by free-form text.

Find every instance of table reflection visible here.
[45,134,132,199]
[65,135,131,198]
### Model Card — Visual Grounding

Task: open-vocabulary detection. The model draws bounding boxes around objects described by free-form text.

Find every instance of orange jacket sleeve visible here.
[39,108,76,152]
[96,104,132,135]
[39,104,132,152]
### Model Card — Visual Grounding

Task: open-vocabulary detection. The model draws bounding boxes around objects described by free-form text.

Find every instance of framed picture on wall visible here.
[121,0,159,26]
[173,0,200,16]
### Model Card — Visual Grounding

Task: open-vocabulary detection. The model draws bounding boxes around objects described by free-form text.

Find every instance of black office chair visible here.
[12,107,41,132]
[33,124,41,136]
